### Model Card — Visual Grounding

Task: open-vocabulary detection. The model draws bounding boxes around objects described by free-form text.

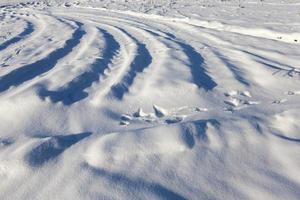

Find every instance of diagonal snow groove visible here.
[109,28,152,100]
[0,20,34,52]
[39,28,121,105]
[0,22,86,93]
[142,28,217,90]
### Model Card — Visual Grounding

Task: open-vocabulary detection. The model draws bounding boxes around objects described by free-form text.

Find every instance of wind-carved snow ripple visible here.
[93,15,216,92]
[26,132,92,167]
[143,29,217,90]
[212,49,250,86]
[0,22,86,93]
[242,50,300,77]
[56,12,216,100]
[39,28,120,105]
[0,20,34,52]
[109,28,152,100]
[168,35,217,90]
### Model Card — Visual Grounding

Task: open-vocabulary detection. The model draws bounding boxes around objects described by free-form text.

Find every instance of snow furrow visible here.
[39,27,120,105]
[0,21,85,93]
[0,20,34,52]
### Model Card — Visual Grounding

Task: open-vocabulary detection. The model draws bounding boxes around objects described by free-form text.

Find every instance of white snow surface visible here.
[1,0,300,199]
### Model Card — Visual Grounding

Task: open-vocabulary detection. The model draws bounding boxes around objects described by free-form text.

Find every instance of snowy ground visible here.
[1,0,300,199]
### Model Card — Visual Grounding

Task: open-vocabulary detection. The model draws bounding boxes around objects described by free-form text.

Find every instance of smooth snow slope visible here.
[1,0,300,200]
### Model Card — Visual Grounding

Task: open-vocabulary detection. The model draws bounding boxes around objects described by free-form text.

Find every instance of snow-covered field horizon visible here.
[1,0,300,199]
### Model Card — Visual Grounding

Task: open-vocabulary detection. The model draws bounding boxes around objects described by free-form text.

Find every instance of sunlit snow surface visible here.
[0,0,300,199]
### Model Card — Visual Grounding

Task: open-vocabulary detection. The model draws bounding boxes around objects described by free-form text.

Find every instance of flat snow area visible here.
[1,0,300,199]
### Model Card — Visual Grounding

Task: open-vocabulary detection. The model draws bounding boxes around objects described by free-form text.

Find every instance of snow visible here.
[1,0,300,199]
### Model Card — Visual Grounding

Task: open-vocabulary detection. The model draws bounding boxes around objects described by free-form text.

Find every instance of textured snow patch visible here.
[85,124,194,169]
[271,110,300,140]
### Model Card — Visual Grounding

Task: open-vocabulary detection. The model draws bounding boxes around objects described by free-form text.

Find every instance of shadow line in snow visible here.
[272,133,300,144]
[26,132,92,167]
[144,29,217,90]
[177,40,217,90]
[212,50,250,86]
[86,166,188,200]
[242,50,300,77]
[110,28,152,100]
[0,22,85,93]
[0,21,34,51]
[39,28,120,105]
[256,59,299,77]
